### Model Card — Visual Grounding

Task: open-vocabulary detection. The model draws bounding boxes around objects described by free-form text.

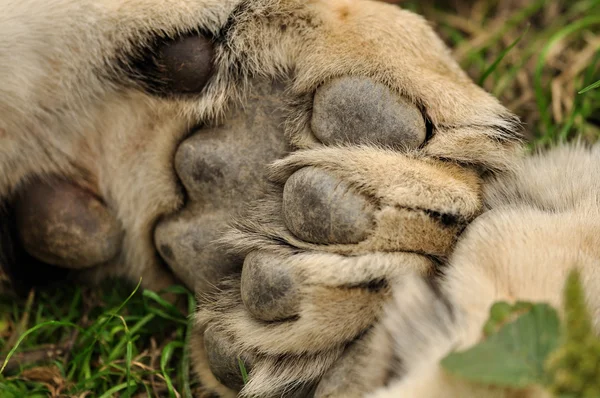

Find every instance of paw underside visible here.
[168,78,482,397]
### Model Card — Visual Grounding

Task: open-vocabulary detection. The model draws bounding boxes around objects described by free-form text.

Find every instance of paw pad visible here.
[204,326,255,391]
[283,167,375,245]
[15,180,123,268]
[241,251,300,321]
[312,77,426,149]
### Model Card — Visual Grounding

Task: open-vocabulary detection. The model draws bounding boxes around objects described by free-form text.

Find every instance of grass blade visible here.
[479,25,529,86]
[238,357,249,385]
[180,317,194,398]
[161,341,184,398]
[143,290,183,317]
[1,321,81,374]
[579,79,600,94]
[97,381,137,398]
[126,340,133,393]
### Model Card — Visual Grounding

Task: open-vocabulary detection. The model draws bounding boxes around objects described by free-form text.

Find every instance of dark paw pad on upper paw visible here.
[283,167,375,245]
[128,35,215,96]
[14,179,123,269]
[312,77,426,149]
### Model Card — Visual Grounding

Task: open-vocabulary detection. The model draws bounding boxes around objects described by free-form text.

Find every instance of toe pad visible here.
[312,77,426,149]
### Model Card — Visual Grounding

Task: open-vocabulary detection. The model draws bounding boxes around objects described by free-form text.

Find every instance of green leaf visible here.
[441,303,561,388]
[578,79,600,94]
[478,25,529,86]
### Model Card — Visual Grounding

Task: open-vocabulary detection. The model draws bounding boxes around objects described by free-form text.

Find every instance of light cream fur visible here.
[1,0,242,288]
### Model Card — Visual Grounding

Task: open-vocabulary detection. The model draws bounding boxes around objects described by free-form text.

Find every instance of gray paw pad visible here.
[282,167,375,245]
[204,326,255,391]
[241,251,300,321]
[312,77,426,149]
[15,179,123,269]
[153,81,289,291]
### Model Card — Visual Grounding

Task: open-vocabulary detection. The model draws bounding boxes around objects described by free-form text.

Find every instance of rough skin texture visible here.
[0,0,530,397]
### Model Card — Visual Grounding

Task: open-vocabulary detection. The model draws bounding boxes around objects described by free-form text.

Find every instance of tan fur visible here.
[1,1,527,396]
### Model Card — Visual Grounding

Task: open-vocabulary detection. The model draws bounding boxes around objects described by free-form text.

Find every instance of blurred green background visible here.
[400,0,599,144]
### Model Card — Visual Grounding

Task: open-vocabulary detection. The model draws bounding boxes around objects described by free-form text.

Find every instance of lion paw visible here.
[169,78,484,396]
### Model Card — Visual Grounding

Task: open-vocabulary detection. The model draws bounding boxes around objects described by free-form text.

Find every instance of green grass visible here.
[0,281,200,397]
[405,0,600,144]
[1,0,599,396]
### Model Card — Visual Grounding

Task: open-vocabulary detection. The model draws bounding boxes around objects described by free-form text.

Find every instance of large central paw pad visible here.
[153,81,290,292]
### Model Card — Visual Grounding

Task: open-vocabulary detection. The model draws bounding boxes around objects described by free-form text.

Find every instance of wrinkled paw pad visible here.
[239,250,431,323]
[240,251,299,321]
[311,77,427,149]
[14,179,123,269]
